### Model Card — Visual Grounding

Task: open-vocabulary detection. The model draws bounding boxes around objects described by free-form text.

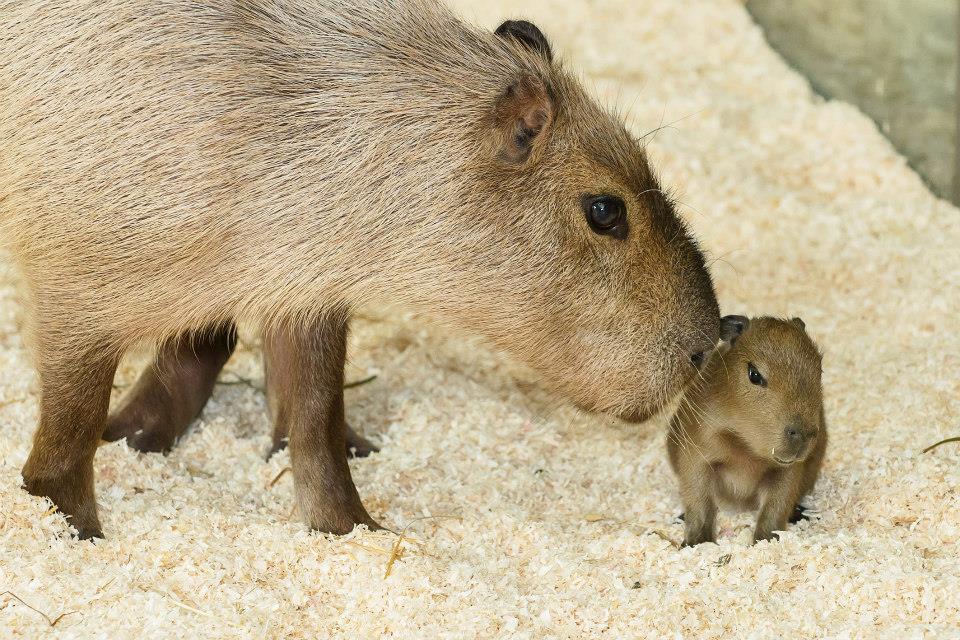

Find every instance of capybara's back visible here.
[1,0,513,345]
[1,0,721,538]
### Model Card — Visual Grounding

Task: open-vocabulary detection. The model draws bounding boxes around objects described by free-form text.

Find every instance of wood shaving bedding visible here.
[2,0,959,637]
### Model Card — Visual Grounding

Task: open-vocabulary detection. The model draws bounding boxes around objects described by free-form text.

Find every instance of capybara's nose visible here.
[785,424,806,444]
[687,332,715,369]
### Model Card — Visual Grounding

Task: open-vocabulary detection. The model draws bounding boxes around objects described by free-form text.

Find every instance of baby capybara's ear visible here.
[495,20,553,61]
[720,315,750,346]
[791,317,806,331]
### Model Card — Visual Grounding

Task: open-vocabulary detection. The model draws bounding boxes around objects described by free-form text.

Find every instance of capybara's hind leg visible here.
[263,316,380,534]
[21,338,119,539]
[103,324,236,453]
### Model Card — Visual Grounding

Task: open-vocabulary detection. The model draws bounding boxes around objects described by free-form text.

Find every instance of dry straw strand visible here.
[1,591,75,627]
[922,436,960,454]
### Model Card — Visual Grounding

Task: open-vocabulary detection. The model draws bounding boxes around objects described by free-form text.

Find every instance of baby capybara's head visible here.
[429,21,719,422]
[705,317,824,465]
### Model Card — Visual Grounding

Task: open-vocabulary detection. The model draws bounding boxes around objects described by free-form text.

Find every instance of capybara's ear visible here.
[791,317,806,331]
[492,74,553,163]
[720,315,750,345]
[495,20,553,62]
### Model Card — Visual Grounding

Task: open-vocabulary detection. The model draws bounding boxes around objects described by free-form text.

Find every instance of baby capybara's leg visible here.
[103,324,236,453]
[754,466,804,543]
[21,337,119,539]
[263,316,380,534]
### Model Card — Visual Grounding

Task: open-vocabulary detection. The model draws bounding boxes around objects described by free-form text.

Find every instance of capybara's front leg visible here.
[263,315,380,534]
[103,323,237,453]
[21,338,119,539]
[754,466,804,543]
[677,464,717,547]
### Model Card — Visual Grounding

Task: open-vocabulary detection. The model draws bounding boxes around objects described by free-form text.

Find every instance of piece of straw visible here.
[1,591,75,627]
[922,436,960,454]
[269,467,291,488]
[343,374,378,389]
[384,515,460,579]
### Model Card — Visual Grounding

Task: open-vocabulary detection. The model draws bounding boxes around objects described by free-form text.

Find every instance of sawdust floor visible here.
[2,0,959,637]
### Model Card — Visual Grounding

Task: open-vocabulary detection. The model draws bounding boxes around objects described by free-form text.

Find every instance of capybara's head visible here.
[705,317,824,465]
[424,20,720,421]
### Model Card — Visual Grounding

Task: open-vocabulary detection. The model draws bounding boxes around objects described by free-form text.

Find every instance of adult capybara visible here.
[0,0,719,538]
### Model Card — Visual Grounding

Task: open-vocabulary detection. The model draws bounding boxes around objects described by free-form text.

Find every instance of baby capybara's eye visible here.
[747,363,767,387]
[583,195,626,238]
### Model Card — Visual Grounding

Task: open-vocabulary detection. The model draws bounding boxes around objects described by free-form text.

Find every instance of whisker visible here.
[639,108,706,146]
[675,397,710,465]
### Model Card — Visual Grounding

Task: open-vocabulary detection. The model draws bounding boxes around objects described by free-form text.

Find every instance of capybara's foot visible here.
[681,530,715,547]
[22,470,103,540]
[270,423,379,459]
[753,527,783,544]
[103,412,176,453]
[294,461,383,534]
[303,501,383,534]
[345,425,379,458]
[788,504,810,524]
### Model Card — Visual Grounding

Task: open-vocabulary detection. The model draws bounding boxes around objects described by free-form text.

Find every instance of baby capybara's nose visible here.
[690,351,707,369]
[785,426,803,442]
[783,424,812,460]
[784,423,812,447]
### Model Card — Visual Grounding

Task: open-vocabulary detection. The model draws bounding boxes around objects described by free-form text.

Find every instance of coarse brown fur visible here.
[1,0,719,538]
[667,317,827,545]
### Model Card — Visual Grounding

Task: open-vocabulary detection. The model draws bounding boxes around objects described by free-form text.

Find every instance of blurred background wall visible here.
[747,0,959,203]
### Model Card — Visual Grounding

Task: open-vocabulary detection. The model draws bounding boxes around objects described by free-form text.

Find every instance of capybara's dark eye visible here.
[747,363,766,387]
[588,197,622,229]
[583,195,626,238]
